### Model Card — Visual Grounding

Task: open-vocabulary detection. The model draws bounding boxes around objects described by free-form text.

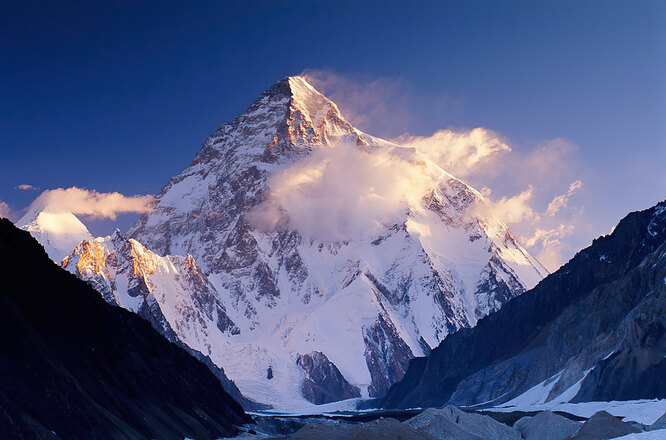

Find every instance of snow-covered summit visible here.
[17,203,93,263]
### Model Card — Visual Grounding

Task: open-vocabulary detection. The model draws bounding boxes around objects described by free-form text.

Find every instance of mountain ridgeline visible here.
[0,219,250,440]
[382,201,666,409]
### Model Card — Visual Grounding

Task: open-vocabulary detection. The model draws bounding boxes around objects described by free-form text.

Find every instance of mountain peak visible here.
[265,75,333,107]
[285,75,340,112]
[16,207,92,263]
[213,75,359,159]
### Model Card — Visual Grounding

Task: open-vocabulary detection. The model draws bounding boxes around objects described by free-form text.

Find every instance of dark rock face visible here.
[364,314,415,398]
[382,201,666,409]
[297,351,361,404]
[573,317,666,402]
[0,219,251,440]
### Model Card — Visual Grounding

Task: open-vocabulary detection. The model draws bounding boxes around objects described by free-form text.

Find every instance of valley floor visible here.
[231,399,666,439]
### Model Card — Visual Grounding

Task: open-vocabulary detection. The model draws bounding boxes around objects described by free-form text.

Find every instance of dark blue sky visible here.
[1,1,664,252]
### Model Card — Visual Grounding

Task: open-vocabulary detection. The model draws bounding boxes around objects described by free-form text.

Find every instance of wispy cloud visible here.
[546,180,583,217]
[393,128,511,180]
[27,187,155,220]
[479,180,584,271]
[15,184,37,191]
[300,68,465,139]
[521,223,577,271]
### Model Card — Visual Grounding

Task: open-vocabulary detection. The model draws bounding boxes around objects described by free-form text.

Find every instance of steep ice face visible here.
[116,76,548,407]
[17,205,93,263]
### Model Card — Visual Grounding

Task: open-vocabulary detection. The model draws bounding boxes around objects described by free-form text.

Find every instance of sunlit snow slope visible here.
[17,204,93,262]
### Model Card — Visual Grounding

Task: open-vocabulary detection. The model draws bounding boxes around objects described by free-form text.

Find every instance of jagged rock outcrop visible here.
[296,351,361,404]
[382,201,666,409]
[122,76,546,406]
[363,314,415,397]
[0,218,250,439]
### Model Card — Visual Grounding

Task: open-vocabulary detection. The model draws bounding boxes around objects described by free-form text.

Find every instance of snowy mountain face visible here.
[72,76,546,408]
[17,205,93,263]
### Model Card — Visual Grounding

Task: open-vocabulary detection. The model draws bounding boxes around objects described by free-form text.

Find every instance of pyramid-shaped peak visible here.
[222,75,359,153]
[264,75,326,99]
[287,76,343,119]
[285,75,329,100]
[255,75,343,123]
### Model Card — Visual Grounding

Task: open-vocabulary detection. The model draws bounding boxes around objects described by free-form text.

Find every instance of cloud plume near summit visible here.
[248,141,439,242]
[288,70,587,271]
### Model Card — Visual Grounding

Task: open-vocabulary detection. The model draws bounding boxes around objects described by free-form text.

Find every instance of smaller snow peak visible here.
[17,208,93,263]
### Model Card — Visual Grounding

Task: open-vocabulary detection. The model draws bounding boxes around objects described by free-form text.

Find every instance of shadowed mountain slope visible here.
[0,219,251,440]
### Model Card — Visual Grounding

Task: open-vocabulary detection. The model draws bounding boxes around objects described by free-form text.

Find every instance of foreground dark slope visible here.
[382,201,666,409]
[0,219,251,440]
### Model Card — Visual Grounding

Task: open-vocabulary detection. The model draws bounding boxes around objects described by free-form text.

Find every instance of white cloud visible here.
[482,180,583,271]
[28,187,155,220]
[522,224,575,248]
[397,130,584,270]
[485,186,539,224]
[249,141,437,242]
[15,184,37,191]
[546,180,583,216]
[393,127,511,179]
